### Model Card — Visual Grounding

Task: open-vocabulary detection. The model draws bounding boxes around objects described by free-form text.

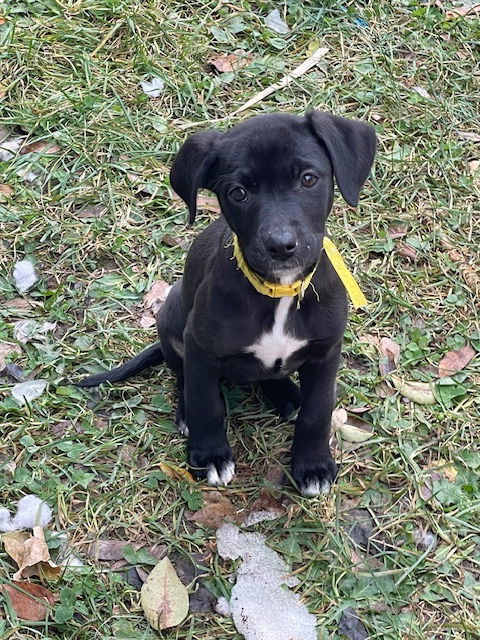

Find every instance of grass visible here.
[1,0,479,638]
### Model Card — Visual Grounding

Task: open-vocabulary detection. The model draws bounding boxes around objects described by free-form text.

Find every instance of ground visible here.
[0,1,479,639]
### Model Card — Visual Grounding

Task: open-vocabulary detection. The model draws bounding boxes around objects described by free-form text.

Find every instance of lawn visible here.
[0,1,479,638]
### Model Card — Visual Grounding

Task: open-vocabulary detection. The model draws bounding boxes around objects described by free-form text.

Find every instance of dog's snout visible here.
[265,229,297,261]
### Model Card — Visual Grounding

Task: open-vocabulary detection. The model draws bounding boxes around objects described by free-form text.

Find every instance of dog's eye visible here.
[301,173,318,188]
[229,186,248,202]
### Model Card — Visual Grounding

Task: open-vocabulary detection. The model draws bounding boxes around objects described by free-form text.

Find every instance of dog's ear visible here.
[307,111,377,207]
[170,130,221,224]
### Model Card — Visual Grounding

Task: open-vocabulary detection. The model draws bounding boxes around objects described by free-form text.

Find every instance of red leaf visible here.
[438,345,475,378]
[0,581,56,621]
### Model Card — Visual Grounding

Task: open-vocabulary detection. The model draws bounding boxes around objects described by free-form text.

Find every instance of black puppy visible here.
[79,111,376,496]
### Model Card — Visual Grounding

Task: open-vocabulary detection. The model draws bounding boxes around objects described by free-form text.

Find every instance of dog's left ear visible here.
[170,130,222,224]
[307,111,377,207]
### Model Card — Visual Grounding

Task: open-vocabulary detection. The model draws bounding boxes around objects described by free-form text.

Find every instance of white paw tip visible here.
[302,479,331,497]
[207,461,235,486]
[177,420,189,436]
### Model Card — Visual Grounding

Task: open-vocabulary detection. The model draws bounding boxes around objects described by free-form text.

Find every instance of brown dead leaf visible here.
[440,236,479,289]
[162,233,182,247]
[21,141,61,155]
[248,488,284,517]
[358,333,380,347]
[438,345,475,378]
[379,337,400,376]
[444,4,480,19]
[78,204,108,219]
[388,224,408,239]
[159,461,195,484]
[139,280,171,328]
[0,581,56,621]
[397,242,418,260]
[188,490,238,528]
[197,194,221,213]
[375,382,396,398]
[0,183,13,198]
[0,342,21,371]
[210,51,253,73]
[86,539,144,561]
[4,297,32,310]
[3,527,62,581]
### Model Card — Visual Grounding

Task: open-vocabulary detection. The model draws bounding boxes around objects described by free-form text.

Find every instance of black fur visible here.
[79,111,376,495]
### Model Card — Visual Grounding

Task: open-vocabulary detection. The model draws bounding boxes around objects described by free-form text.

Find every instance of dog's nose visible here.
[265,230,297,261]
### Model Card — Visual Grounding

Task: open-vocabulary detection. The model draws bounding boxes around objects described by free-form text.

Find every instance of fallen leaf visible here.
[188,490,237,528]
[77,204,108,219]
[159,461,194,484]
[0,581,56,621]
[197,194,221,213]
[139,280,171,328]
[338,421,373,443]
[0,183,13,198]
[331,408,348,430]
[3,526,61,581]
[444,4,480,19]
[457,131,480,143]
[469,159,480,173]
[162,233,182,247]
[12,380,48,406]
[4,297,32,310]
[438,345,475,378]
[0,136,24,161]
[86,539,143,561]
[141,557,189,630]
[265,8,290,34]
[338,606,368,640]
[397,242,418,260]
[412,85,430,99]
[21,141,61,155]
[439,236,478,289]
[332,408,374,443]
[210,51,253,73]
[231,46,328,116]
[436,459,458,482]
[0,342,21,371]
[390,375,436,405]
[379,337,400,376]
[388,224,408,239]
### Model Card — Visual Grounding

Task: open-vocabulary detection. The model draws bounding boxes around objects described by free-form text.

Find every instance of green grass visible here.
[1,1,479,638]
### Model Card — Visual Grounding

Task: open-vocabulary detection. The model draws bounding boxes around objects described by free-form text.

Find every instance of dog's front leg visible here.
[291,342,341,496]
[183,333,234,486]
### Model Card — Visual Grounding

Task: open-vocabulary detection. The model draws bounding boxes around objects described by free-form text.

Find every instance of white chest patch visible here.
[245,297,307,369]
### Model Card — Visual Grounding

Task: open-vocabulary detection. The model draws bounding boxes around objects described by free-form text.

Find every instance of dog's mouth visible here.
[253,259,318,285]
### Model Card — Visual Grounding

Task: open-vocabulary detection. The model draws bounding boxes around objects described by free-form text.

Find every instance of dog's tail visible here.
[77,342,164,388]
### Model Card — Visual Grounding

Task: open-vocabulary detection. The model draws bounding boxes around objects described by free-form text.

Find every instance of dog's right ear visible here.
[170,130,221,224]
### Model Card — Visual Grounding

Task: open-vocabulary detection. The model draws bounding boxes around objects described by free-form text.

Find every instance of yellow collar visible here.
[232,235,316,299]
[232,234,368,308]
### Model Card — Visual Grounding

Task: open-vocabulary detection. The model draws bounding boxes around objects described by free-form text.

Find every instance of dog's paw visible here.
[188,446,235,486]
[291,454,337,497]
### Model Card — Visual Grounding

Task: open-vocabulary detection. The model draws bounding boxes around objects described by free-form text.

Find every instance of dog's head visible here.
[170,111,376,283]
